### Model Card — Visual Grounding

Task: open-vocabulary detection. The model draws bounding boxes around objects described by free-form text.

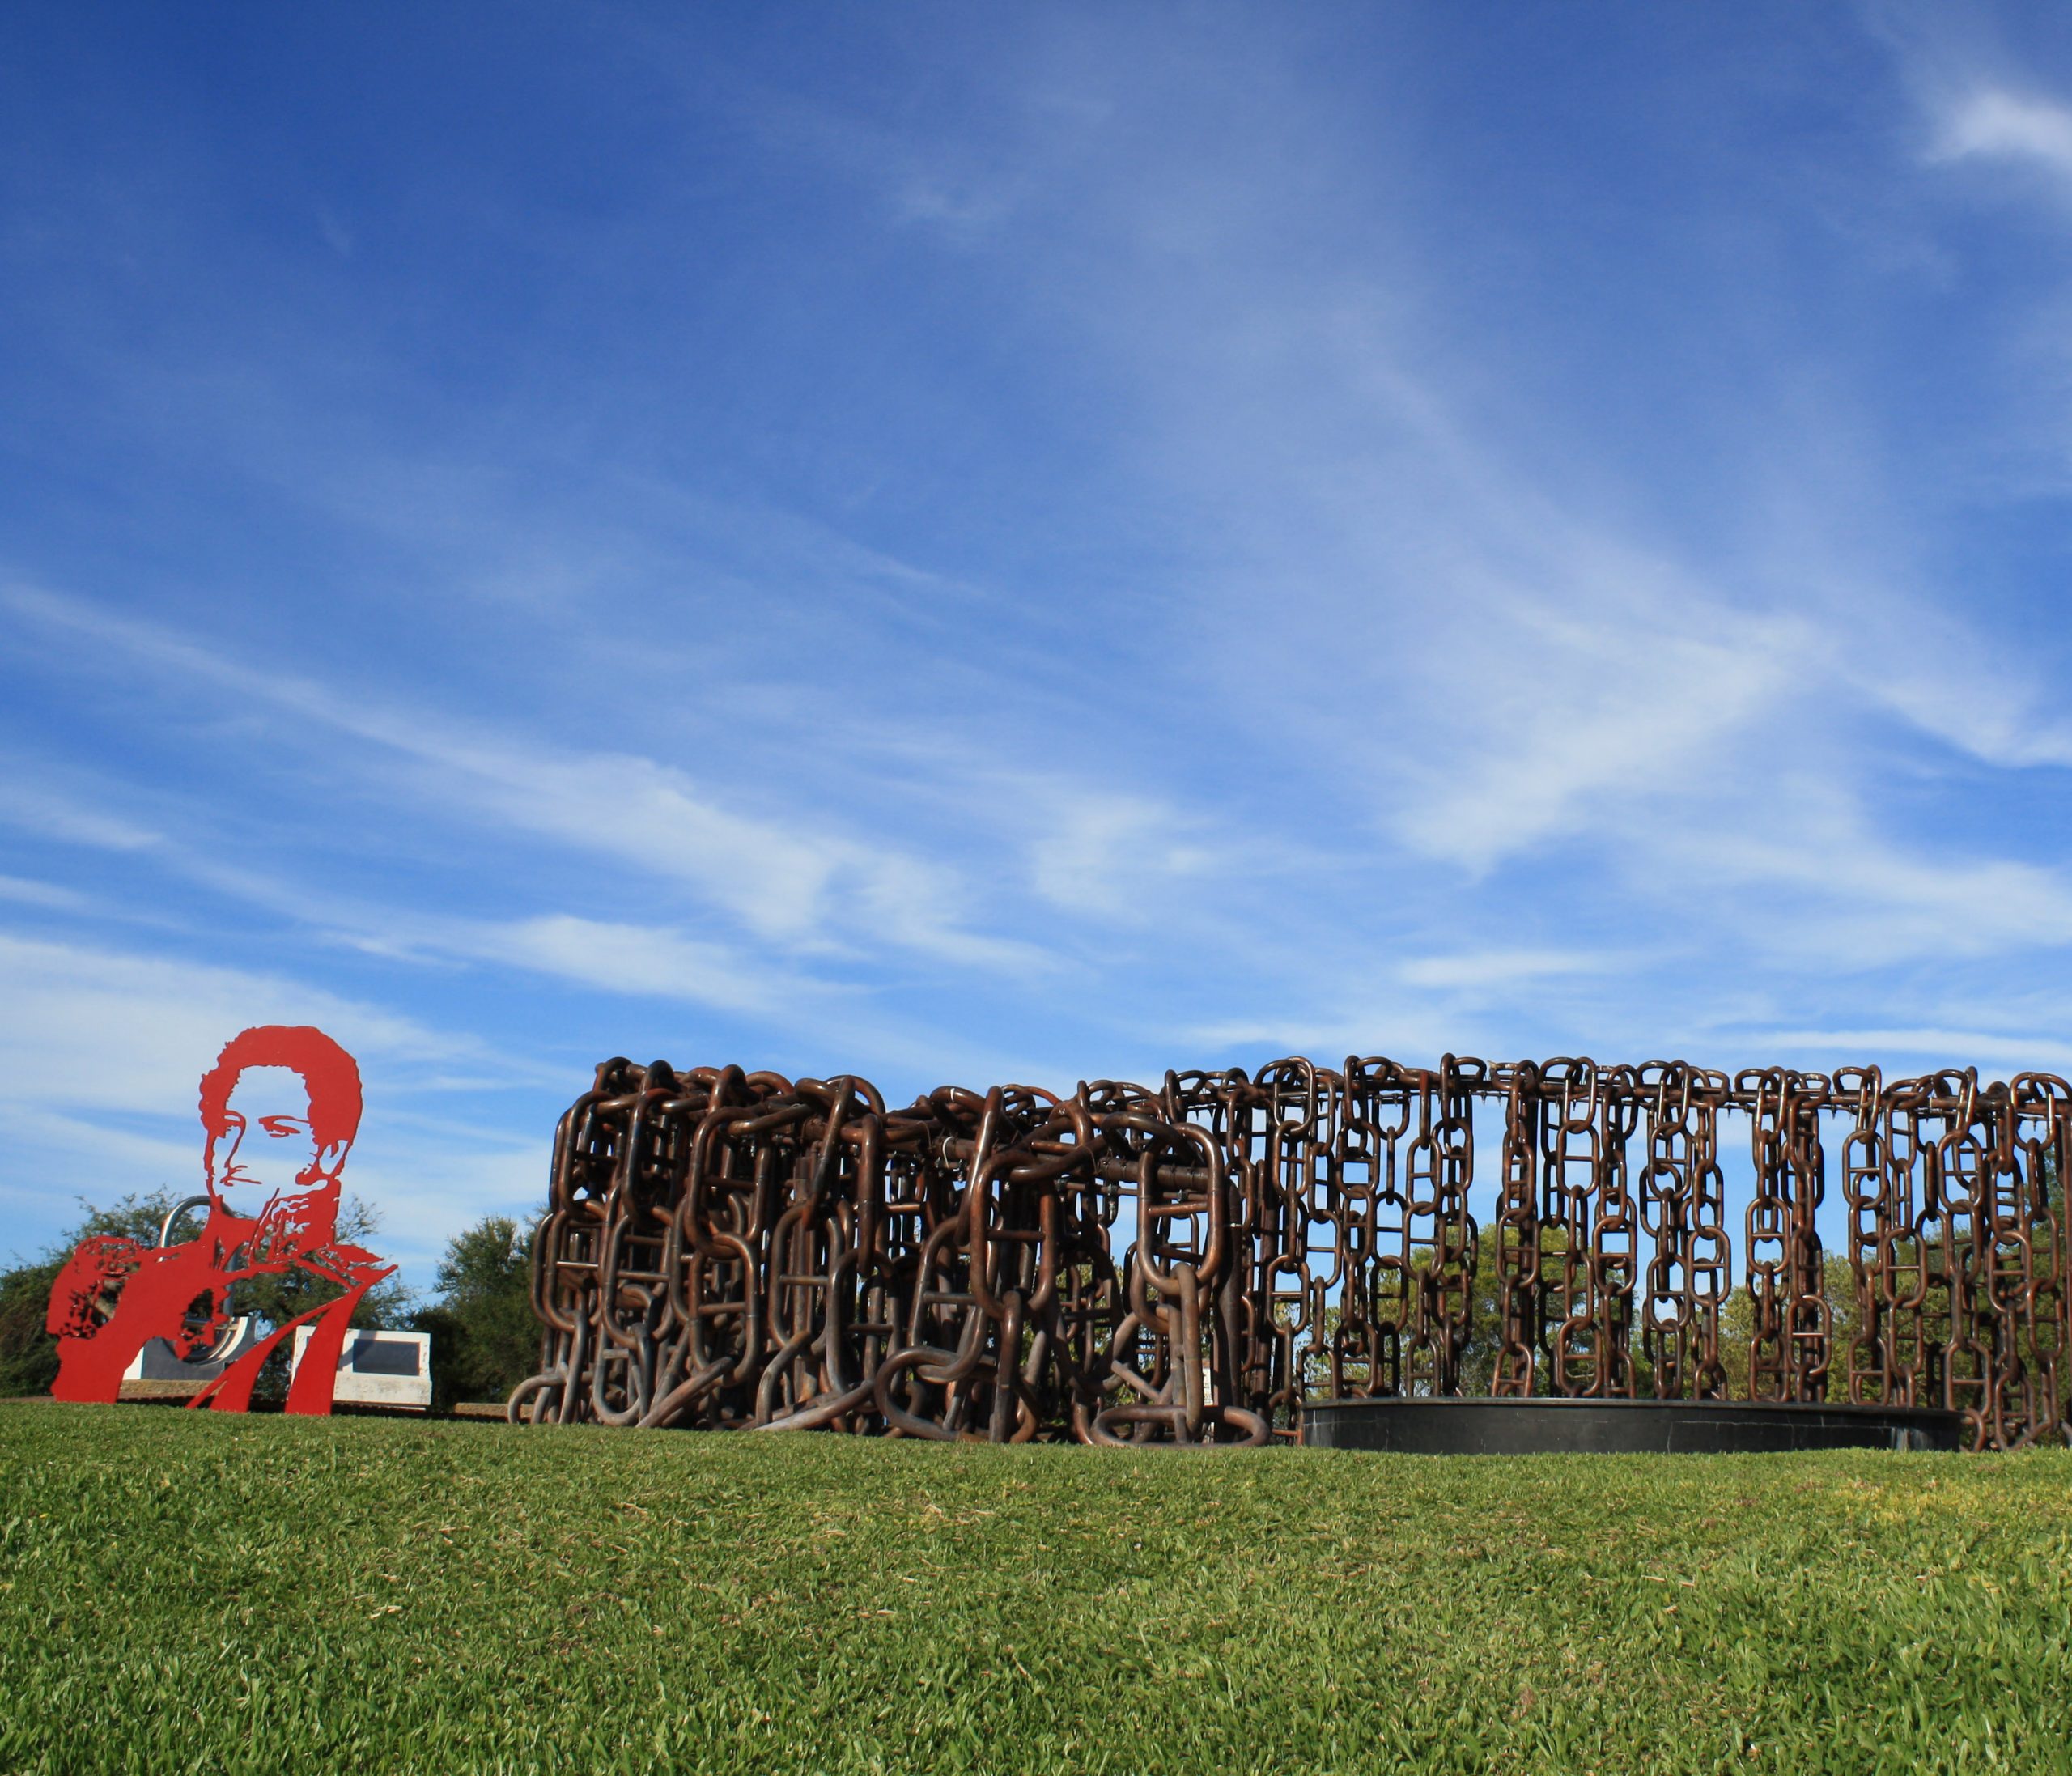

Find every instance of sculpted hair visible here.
[197,1025,363,1151]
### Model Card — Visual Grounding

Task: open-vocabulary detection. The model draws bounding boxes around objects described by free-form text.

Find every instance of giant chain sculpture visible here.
[510,1056,2072,1451]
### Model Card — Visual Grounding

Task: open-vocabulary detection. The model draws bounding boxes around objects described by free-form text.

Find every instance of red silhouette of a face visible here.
[199,1026,362,1222]
[49,1022,388,1413]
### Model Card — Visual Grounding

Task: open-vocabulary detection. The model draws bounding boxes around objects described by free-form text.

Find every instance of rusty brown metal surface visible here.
[508,1057,2072,1451]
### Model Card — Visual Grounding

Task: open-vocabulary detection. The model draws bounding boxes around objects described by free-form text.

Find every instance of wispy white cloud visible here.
[451,913,833,1018]
[1183,1003,1466,1068]
[0,873,87,910]
[0,1103,199,1264]
[1397,948,1615,992]
[0,751,1051,1064]
[0,775,160,851]
[1929,87,2072,181]
[1025,789,1215,919]
[1389,575,1812,875]
[1647,776,2072,967]
[1740,1026,2072,1076]
[0,932,508,1111]
[0,580,1047,975]
[1008,36,2072,995]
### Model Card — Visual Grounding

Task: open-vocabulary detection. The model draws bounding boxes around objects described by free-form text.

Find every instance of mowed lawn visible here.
[2,1404,2068,1774]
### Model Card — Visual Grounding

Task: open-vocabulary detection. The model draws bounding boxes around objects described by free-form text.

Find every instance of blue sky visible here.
[7,5,2072,1288]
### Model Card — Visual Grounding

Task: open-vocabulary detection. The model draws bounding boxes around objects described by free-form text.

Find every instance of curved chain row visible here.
[507,1056,2072,1450]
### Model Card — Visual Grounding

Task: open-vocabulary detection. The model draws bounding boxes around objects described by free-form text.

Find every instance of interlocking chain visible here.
[510,1055,2072,1449]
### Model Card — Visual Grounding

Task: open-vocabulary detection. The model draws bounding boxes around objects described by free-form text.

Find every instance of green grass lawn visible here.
[2,1404,2068,1774]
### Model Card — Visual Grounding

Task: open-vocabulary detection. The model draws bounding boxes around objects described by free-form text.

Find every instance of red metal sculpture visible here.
[45,1025,393,1413]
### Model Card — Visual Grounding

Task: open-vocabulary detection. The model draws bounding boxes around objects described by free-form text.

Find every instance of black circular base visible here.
[1302,1396,1965,1455]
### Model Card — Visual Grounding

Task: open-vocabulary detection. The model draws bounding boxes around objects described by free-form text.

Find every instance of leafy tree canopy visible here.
[410,1215,539,1409]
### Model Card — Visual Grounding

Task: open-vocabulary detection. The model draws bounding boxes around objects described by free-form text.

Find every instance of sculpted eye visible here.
[258,1117,308,1138]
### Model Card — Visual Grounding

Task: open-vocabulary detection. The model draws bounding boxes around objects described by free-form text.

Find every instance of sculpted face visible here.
[206,1065,344,1218]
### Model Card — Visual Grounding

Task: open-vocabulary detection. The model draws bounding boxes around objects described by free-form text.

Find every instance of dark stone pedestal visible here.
[1302,1396,1965,1454]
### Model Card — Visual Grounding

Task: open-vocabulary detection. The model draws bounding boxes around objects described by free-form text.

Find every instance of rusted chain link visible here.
[510,1056,2072,1450]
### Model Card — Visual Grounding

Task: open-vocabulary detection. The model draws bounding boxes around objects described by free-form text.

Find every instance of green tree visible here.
[0,1191,410,1400]
[411,1216,540,1409]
